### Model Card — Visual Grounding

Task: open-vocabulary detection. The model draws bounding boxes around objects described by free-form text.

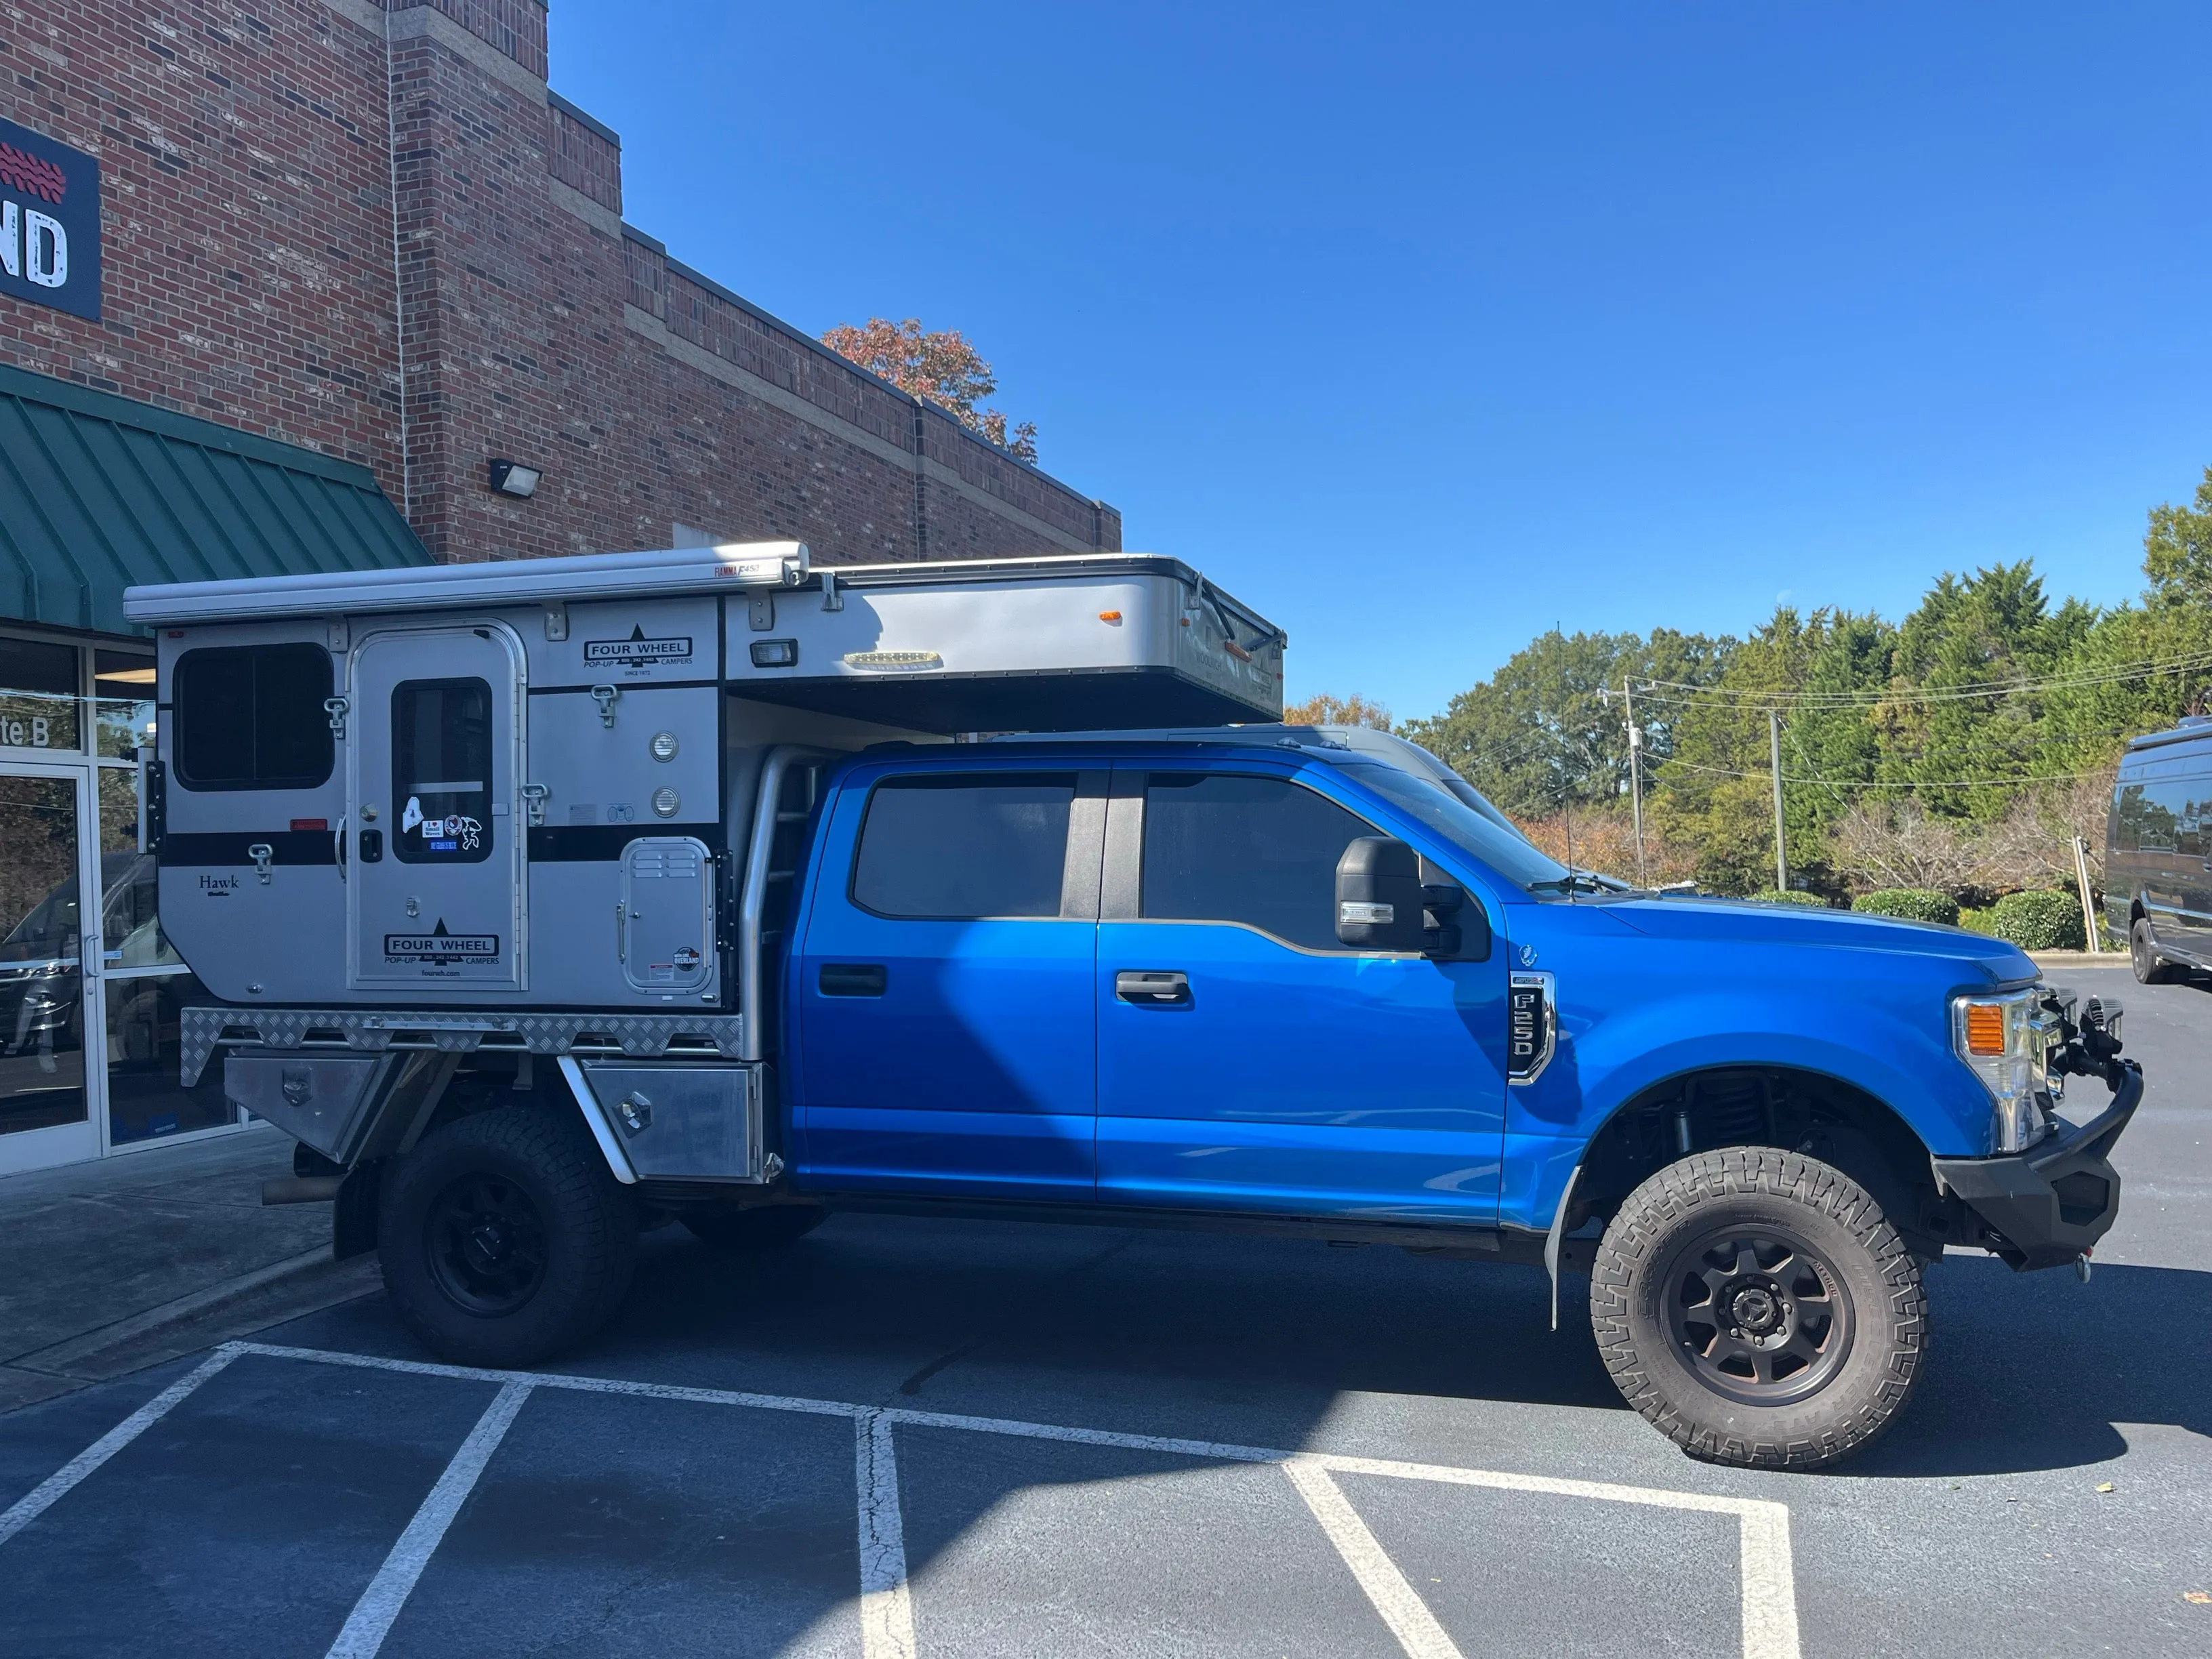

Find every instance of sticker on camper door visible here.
[401,795,481,854]
[585,626,693,666]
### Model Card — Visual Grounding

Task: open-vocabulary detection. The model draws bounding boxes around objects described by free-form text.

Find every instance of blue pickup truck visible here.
[371,726,2135,1472]
[137,550,2140,1472]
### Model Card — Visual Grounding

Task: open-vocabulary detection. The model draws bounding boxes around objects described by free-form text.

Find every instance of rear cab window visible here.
[852,773,1078,919]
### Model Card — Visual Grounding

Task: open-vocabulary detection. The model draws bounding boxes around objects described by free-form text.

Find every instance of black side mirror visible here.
[1336,836,1426,951]
[1421,880,1491,960]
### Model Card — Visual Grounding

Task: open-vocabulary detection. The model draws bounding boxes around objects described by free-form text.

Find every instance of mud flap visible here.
[333,1160,384,1261]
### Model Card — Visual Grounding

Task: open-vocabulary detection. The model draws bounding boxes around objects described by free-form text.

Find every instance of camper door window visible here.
[392,678,493,864]
[172,644,333,790]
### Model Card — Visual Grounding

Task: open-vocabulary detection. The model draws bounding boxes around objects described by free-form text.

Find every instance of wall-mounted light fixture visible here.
[488,459,542,499]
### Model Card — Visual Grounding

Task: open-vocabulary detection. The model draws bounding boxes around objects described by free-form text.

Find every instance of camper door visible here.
[348,625,526,991]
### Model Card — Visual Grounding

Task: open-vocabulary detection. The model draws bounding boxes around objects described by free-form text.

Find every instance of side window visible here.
[172,644,334,790]
[2159,778,2209,858]
[393,678,494,864]
[1141,772,1376,951]
[852,774,1075,919]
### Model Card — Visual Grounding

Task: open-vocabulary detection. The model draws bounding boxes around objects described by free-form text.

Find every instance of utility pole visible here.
[1623,678,1647,886]
[1769,708,1788,893]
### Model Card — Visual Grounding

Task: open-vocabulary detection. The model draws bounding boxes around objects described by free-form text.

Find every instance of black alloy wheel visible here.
[426,1171,550,1317]
[1661,1224,1854,1406]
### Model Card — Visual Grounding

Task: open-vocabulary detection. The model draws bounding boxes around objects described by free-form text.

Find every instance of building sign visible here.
[0,117,99,321]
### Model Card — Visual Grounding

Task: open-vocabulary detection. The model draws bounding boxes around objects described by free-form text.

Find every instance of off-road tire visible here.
[2131,918,2175,985]
[682,1203,830,1251]
[1590,1147,1925,1470]
[380,1105,638,1368]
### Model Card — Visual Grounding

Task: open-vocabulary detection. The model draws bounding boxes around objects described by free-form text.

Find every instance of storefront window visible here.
[0,636,81,753]
[104,970,233,1144]
[0,773,88,1139]
[98,765,177,968]
[94,649,156,760]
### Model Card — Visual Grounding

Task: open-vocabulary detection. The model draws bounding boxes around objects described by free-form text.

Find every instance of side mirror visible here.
[1336,836,1426,951]
[1421,880,1492,961]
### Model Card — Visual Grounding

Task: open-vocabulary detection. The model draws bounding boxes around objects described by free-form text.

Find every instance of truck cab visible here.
[123,547,2143,1472]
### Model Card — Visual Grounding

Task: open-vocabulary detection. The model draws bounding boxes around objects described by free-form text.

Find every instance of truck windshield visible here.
[1332,760,1574,890]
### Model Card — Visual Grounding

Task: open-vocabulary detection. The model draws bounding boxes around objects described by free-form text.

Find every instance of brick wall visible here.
[0,0,1117,574]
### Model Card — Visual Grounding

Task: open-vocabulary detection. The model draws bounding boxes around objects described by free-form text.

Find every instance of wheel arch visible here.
[1567,1061,1952,1255]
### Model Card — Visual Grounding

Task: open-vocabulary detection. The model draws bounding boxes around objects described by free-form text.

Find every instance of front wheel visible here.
[380,1105,638,1368]
[1590,1148,1925,1470]
[2131,918,2174,985]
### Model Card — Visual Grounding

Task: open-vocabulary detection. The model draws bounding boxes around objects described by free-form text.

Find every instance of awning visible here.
[0,363,428,636]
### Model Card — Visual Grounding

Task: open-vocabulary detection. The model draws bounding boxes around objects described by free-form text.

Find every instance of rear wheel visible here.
[682,1203,829,1251]
[1591,1147,1924,1470]
[2131,918,2175,984]
[380,1106,638,1368]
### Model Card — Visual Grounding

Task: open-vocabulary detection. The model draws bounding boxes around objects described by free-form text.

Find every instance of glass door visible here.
[0,764,98,1174]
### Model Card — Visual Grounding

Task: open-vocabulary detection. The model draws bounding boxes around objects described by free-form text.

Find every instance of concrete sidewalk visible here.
[0,1126,380,1413]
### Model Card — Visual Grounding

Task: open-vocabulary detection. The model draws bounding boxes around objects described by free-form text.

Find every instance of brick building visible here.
[0,0,1120,1174]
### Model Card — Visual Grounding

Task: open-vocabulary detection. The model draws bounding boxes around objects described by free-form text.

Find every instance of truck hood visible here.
[1600,896,2036,983]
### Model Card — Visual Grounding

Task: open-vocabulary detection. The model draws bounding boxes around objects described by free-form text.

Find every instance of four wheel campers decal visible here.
[586,626,693,666]
[384,921,499,964]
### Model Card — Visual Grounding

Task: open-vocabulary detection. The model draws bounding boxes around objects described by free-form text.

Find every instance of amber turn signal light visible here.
[1963,1002,2007,1055]
[1098,610,1122,622]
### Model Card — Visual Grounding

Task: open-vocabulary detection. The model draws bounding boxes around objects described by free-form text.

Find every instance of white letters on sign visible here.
[0,716,50,747]
[24,210,64,288]
[0,203,14,279]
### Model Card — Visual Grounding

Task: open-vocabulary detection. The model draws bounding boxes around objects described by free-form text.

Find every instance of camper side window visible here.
[172,644,334,790]
[393,678,495,865]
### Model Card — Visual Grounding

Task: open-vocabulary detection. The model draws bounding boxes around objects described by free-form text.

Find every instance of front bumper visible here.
[1932,1062,2142,1271]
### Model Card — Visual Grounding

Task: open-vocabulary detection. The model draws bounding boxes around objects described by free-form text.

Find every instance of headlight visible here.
[1950,987,2058,1153]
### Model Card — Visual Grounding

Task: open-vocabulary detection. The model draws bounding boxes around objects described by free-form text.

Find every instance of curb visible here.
[0,1248,382,1413]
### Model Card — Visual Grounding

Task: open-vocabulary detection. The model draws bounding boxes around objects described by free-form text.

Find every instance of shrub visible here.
[1982,889,2086,951]
[1744,889,1830,907]
[1851,888,1960,926]
[1957,905,1992,935]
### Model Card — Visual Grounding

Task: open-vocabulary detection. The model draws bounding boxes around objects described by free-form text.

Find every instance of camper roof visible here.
[121,544,1282,645]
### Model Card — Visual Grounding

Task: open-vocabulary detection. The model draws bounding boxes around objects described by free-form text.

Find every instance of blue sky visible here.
[550,3,2212,722]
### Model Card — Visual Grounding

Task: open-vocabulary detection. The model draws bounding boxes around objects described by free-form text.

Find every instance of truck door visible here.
[348,625,526,991]
[1095,766,1506,1222]
[793,764,1103,1199]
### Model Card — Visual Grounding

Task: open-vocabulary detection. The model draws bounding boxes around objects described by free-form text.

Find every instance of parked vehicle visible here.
[124,544,2142,1471]
[2107,715,2212,982]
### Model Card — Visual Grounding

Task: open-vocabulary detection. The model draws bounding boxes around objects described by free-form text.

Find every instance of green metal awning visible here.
[0,362,429,636]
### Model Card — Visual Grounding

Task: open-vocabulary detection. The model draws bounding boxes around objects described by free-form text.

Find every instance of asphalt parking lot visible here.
[1,963,2207,1658]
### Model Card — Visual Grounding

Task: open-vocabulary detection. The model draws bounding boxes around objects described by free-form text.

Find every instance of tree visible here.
[1283,692,1393,729]
[1400,628,1730,819]
[819,317,1040,462]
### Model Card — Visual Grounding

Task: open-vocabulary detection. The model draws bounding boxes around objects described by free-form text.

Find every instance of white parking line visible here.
[855,1410,918,1659]
[0,1347,239,1547]
[1,1339,1803,1659]
[1286,1459,1466,1659]
[324,1380,533,1659]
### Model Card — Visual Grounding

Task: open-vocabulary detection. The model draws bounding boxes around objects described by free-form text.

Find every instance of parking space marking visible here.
[325,1379,533,1659]
[1285,1459,1465,1659]
[856,1410,919,1659]
[2,1339,1801,1659]
[0,1347,239,1547]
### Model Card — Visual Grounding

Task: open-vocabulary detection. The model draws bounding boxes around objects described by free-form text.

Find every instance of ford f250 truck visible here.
[124,545,2141,1471]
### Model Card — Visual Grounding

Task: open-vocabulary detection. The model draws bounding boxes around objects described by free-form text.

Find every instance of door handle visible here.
[819,963,888,997]
[1115,970,1189,1004]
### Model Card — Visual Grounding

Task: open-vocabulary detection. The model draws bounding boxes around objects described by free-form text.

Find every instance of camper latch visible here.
[821,569,843,612]
[591,684,619,727]
[247,843,275,885]
[521,783,549,827]
[323,697,348,739]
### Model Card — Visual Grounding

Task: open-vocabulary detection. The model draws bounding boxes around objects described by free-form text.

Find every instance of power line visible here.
[1631,645,2212,710]
[1662,760,2112,790]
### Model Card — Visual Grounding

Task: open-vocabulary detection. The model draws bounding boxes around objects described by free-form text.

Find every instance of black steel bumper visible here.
[1932,1062,2143,1272]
